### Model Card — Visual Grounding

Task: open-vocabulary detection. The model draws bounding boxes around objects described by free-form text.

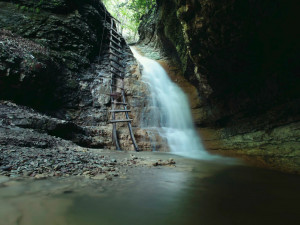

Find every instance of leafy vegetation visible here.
[102,0,155,42]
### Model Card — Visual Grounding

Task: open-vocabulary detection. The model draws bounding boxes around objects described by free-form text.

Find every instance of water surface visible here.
[1,152,299,225]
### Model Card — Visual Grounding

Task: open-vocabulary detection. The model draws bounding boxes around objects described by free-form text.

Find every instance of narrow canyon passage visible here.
[0,0,299,224]
[1,51,299,225]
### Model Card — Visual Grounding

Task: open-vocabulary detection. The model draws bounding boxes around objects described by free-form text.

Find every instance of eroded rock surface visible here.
[0,0,157,172]
[138,1,300,173]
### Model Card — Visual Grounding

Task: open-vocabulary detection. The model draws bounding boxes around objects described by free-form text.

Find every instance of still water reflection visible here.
[0,153,299,225]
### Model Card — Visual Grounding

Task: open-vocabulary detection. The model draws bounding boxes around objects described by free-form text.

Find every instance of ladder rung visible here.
[111,29,121,36]
[110,57,125,68]
[109,110,131,113]
[113,102,127,105]
[109,119,133,123]
[110,38,122,48]
[110,71,124,80]
[110,92,121,96]
[99,75,112,79]
[111,84,124,90]
[111,33,121,41]
[109,50,123,59]
[100,76,123,80]
[110,64,123,73]
[109,43,122,54]
[110,68,123,78]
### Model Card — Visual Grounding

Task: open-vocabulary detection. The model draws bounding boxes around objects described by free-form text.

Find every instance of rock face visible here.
[138,0,300,173]
[0,0,108,111]
[0,0,152,153]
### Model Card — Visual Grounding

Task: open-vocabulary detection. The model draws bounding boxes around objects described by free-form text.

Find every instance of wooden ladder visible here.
[106,17,139,152]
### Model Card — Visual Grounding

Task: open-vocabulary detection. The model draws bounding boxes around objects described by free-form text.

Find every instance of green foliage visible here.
[102,0,156,41]
[17,1,42,14]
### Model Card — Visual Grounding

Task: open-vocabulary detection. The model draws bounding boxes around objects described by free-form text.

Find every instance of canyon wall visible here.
[138,0,300,173]
[0,0,152,153]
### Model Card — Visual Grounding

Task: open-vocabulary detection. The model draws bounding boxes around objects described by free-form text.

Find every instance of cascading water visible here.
[131,47,211,159]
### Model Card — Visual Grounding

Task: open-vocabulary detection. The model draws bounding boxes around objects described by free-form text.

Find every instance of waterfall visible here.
[131,47,211,159]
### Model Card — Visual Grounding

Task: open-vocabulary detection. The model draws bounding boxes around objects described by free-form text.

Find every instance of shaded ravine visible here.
[131,47,211,159]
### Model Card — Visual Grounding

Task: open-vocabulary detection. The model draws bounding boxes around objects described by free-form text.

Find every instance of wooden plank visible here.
[110,56,125,68]
[113,102,127,105]
[109,44,122,54]
[110,38,122,48]
[110,92,121,96]
[99,75,112,79]
[109,50,123,59]
[120,90,140,152]
[111,33,121,41]
[109,119,133,123]
[110,63,123,73]
[110,70,123,79]
[100,76,123,80]
[109,110,131,113]
[111,28,121,36]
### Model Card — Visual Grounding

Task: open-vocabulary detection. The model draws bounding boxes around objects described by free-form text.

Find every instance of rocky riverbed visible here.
[0,146,176,180]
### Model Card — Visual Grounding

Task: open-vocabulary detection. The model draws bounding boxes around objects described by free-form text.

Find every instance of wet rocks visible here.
[152,158,176,167]
[0,146,114,179]
[0,144,176,180]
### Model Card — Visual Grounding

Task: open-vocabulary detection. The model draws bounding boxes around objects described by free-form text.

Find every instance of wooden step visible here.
[111,33,121,41]
[111,28,121,36]
[109,44,122,54]
[100,76,123,80]
[109,119,133,123]
[113,102,127,105]
[110,29,122,38]
[110,57,125,68]
[110,39,122,48]
[110,70,123,79]
[110,92,122,97]
[110,38,122,48]
[109,110,131,113]
[110,63,123,73]
[99,75,112,79]
[109,50,123,59]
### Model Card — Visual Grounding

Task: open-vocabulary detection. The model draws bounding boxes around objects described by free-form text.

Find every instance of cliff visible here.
[138,0,300,173]
[0,0,153,153]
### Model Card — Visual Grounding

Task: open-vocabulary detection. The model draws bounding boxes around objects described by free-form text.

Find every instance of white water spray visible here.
[131,47,211,159]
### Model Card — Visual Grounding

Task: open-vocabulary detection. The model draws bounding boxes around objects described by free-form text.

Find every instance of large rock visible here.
[0,0,109,111]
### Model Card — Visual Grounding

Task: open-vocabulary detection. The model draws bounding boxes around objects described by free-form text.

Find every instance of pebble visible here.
[91,174,106,180]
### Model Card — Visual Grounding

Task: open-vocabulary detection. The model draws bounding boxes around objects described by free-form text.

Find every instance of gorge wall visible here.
[138,0,300,173]
[0,0,154,153]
